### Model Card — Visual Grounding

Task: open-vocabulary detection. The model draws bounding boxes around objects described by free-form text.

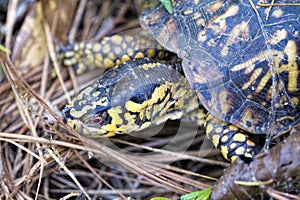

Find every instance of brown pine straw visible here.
[0,1,227,199]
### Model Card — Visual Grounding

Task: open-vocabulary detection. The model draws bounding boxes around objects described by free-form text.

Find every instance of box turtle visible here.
[62,0,300,162]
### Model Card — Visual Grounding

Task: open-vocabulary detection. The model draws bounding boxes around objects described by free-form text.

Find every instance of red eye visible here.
[91,116,103,125]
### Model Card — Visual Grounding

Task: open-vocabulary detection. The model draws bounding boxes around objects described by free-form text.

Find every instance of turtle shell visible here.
[140,0,300,135]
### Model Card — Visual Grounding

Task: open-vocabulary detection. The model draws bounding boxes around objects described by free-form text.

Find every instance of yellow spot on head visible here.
[139,111,145,121]
[125,101,146,112]
[67,119,79,131]
[103,124,116,132]
[124,112,134,122]
[108,106,123,125]
[105,131,116,137]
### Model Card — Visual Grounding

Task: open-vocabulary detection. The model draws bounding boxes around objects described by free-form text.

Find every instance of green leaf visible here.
[180,187,212,200]
[0,44,11,54]
[150,198,169,200]
[160,0,173,13]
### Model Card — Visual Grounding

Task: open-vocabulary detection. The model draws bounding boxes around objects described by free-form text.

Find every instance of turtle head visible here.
[62,82,118,137]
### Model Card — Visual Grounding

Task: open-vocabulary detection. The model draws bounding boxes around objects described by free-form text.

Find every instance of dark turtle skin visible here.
[62,58,200,138]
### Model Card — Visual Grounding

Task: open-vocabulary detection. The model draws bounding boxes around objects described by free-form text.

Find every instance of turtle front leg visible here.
[205,114,255,162]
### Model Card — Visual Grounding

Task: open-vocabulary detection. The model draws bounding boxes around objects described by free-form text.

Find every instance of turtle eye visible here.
[91,116,103,125]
